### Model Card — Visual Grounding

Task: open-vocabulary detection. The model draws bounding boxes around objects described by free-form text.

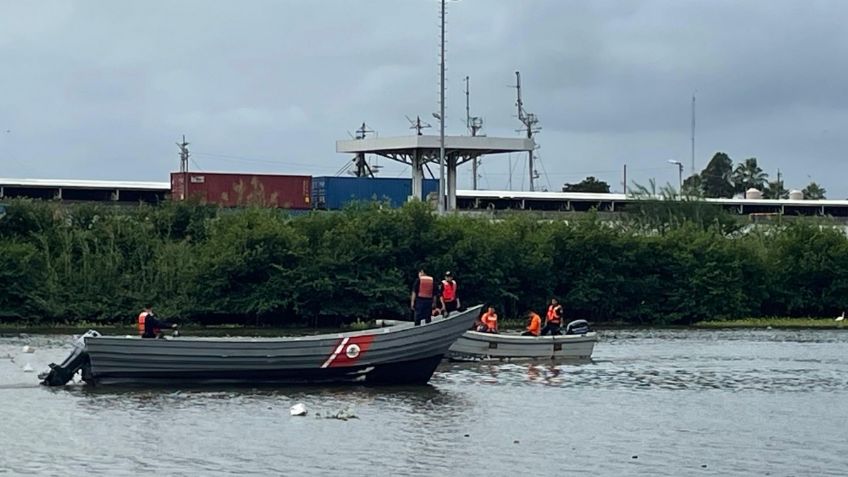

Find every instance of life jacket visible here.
[547,304,562,324]
[527,313,541,336]
[441,280,457,302]
[417,275,434,298]
[138,311,161,337]
[483,311,498,331]
[137,311,149,336]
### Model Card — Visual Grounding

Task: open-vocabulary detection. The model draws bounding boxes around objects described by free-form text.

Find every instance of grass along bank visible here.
[693,317,846,329]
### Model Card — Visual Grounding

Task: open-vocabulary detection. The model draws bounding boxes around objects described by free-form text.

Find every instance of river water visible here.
[1,329,846,476]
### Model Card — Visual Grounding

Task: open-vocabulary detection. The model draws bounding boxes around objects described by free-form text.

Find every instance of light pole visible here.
[668,159,683,191]
[437,0,446,213]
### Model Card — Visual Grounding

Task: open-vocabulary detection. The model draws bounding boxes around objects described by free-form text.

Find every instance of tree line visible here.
[1,198,846,327]
[561,152,826,200]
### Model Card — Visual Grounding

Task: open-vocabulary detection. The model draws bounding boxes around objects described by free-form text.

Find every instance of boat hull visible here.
[448,330,598,361]
[80,306,481,386]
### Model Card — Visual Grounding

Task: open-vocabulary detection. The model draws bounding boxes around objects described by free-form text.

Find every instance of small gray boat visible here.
[448,320,598,361]
[40,305,481,387]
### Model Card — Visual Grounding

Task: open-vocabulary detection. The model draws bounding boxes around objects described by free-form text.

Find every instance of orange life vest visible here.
[482,311,498,331]
[417,275,434,298]
[547,304,562,324]
[527,313,541,336]
[137,311,149,336]
[442,280,457,302]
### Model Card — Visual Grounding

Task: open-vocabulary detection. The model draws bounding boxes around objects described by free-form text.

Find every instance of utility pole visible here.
[691,93,696,176]
[515,71,540,191]
[177,135,190,201]
[465,76,484,190]
[437,0,447,213]
[623,164,627,195]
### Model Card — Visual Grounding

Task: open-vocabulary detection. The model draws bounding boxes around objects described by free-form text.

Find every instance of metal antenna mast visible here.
[515,71,540,191]
[437,0,447,213]
[177,135,190,200]
[406,115,431,136]
[352,122,376,177]
[465,76,484,189]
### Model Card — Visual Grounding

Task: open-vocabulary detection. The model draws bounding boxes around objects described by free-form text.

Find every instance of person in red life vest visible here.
[439,271,460,317]
[521,310,542,336]
[410,269,437,326]
[541,298,564,336]
[137,304,178,339]
[477,306,498,333]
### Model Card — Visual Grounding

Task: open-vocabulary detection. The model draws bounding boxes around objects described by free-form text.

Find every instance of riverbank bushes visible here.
[1,199,846,326]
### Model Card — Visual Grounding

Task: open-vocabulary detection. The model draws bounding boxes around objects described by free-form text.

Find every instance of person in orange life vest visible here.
[540,298,564,336]
[521,311,542,336]
[138,304,177,339]
[410,269,437,326]
[477,306,498,333]
[439,271,460,317]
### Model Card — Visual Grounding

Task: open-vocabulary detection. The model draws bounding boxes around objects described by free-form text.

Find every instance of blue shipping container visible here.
[312,177,439,210]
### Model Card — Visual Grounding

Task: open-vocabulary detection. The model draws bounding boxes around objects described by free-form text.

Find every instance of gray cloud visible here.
[0,0,846,196]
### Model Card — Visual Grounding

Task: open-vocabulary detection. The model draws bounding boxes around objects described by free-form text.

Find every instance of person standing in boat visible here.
[138,304,178,339]
[410,269,437,326]
[541,298,564,336]
[439,271,460,317]
[521,310,542,336]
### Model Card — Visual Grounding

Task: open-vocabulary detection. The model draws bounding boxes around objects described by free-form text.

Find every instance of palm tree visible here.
[731,158,768,195]
[802,182,826,200]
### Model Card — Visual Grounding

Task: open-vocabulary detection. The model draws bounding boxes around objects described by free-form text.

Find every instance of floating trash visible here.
[325,408,358,421]
[23,363,34,373]
[290,403,308,416]
[22,345,35,353]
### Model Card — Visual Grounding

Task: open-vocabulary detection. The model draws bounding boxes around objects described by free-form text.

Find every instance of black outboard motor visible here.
[565,319,591,335]
[39,330,99,386]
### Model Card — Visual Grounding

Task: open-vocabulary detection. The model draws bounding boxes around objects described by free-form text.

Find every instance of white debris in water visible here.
[23,363,34,373]
[21,345,35,353]
[290,403,308,416]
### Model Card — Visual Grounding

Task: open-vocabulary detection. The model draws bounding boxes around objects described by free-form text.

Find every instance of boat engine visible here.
[565,320,591,335]
[38,330,100,386]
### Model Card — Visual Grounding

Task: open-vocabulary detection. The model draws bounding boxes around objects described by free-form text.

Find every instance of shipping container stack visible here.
[311,176,439,210]
[170,172,312,209]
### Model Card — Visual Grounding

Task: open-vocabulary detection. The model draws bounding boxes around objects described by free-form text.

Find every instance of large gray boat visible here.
[40,305,481,387]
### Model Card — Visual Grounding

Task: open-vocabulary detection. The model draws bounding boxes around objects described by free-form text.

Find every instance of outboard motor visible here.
[39,330,100,386]
[565,319,591,335]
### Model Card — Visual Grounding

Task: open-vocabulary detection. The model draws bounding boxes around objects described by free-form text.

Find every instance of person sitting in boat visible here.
[477,306,498,333]
[521,311,542,336]
[540,298,564,336]
[138,304,178,339]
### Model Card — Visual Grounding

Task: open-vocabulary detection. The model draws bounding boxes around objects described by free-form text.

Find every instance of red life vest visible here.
[417,276,434,298]
[546,304,562,324]
[138,311,160,336]
[442,280,457,302]
[137,311,148,336]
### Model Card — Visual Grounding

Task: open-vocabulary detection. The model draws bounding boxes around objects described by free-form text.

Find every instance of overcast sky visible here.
[1,0,846,196]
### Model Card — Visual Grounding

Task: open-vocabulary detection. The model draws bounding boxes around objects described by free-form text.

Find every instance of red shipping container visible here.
[170,172,312,209]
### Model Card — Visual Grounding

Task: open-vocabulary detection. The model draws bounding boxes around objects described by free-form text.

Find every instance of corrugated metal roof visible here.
[0,178,170,190]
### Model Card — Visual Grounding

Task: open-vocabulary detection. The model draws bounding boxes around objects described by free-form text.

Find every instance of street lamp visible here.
[668,159,683,191]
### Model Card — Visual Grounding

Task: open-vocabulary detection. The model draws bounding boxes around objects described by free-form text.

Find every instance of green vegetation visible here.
[1,198,847,328]
[679,151,825,199]
[694,318,844,329]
